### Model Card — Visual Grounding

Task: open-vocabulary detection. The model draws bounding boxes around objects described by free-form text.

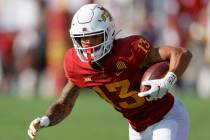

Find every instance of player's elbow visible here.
[180,48,192,61]
[172,47,192,63]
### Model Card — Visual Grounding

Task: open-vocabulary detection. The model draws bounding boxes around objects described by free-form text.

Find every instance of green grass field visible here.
[0,90,209,140]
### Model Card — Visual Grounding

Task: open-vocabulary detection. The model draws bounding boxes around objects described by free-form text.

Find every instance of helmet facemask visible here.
[71,30,113,64]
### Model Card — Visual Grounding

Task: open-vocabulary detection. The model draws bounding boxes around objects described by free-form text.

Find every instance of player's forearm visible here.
[156,46,192,78]
[167,47,192,78]
[45,83,80,126]
[45,103,72,126]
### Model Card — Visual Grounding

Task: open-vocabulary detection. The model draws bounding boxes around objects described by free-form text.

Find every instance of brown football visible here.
[140,61,169,92]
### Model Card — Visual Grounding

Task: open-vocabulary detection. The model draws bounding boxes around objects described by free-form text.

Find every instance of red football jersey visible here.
[64,35,174,132]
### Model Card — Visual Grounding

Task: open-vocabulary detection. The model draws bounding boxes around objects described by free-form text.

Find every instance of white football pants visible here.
[129,97,189,140]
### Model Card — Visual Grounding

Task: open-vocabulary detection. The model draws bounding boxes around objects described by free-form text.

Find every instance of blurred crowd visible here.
[0,0,210,99]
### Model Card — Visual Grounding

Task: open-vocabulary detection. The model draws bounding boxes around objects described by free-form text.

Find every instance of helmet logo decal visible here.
[99,7,113,22]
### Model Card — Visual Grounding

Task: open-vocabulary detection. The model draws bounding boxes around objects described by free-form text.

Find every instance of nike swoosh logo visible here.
[115,71,124,76]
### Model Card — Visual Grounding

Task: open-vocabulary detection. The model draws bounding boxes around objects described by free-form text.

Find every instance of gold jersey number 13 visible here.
[93,79,145,110]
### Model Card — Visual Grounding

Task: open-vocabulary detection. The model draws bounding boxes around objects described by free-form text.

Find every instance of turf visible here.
[0,90,209,140]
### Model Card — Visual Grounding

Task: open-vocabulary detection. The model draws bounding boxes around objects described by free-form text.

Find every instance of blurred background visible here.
[0,0,210,140]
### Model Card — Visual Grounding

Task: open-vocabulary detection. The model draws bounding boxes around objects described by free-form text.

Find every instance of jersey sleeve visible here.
[130,35,151,62]
[63,49,87,87]
[123,35,151,67]
[63,50,73,81]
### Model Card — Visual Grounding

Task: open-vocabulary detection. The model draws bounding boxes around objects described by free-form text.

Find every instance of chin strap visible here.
[114,29,122,38]
[87,54,93,65]
[83,44,93,65]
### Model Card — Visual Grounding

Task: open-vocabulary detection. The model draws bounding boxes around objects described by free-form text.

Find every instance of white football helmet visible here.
[70,4,115,63]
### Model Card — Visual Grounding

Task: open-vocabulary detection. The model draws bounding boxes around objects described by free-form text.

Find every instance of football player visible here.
[27,4,192,140]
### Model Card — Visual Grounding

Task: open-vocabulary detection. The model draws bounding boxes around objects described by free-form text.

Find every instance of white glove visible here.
[138,72,177,101]
[27,116,50,139]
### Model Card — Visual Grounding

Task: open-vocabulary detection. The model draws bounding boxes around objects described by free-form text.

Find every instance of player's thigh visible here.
[152,120,178,140]
[152,99,189,140]
[129,98,189,140]
[129,119,187,140]
[152,118,188,140]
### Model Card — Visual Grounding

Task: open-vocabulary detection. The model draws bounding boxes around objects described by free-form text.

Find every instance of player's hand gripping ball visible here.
[139,61,177,101]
